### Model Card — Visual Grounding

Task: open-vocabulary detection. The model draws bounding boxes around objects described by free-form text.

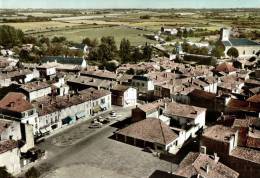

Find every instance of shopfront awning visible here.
[62,116,74,125]
[40,127,51,134]
[76,112,85,119]
[93,106,101,113]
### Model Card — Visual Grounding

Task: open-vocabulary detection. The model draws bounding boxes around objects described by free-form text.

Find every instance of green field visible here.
[34,26,156,46]
[1,9,259,47]
[2,21,80,33]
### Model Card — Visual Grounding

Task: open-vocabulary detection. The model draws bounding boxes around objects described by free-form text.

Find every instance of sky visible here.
[0,0,260,9]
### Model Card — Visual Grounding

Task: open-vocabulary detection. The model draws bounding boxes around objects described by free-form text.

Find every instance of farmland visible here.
[34,26,156,47]
[1,9,260,46]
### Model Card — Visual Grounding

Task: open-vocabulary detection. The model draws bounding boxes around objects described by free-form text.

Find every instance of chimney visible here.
[214,153,218,163]
[10,102,15,107]
[206,164,210,174]
[40,104,44,109]
[164,102,168,109]
[200,146,207,154]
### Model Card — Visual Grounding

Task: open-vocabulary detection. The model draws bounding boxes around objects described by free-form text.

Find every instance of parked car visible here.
[110,111,117,117]
[89,123,102,128]
[100,118,110,124]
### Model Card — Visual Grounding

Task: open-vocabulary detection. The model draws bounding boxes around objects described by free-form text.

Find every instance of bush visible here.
[140,15,151,19]
[25,167,40,178]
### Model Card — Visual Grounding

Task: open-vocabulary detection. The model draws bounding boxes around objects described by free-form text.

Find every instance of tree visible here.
[119,38,131,63]
[211,41,225,58]
[51,36,66,43]
[182,41,192,53]
[140,15,150,19]
[183,29,188,38]
[177,29,183,38]
[98,36,117,62]
[227,47,239,59]
[19,49,31,62]
[25,167,40,178]
[0,25,24,48]
[131,47,143,63]
[142,43,153,61]
[0,167,14,178]
[23,36,37,44]
[82,37,98,48]
[102,61,118,72]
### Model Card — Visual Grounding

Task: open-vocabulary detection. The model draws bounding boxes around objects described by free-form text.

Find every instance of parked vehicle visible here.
[89,122,102,128]
[110,111,117,117]
[100,118,110,124]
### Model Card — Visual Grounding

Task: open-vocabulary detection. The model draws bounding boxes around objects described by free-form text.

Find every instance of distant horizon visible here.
[1,0,260,9]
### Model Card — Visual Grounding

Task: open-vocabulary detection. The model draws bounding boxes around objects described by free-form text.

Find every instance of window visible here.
[28,110,34,116]
[243,50,245,55]
[101,98,105,104]
[253,50,255,54]
[142,83,144,87]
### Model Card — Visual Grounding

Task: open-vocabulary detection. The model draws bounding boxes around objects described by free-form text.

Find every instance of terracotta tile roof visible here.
[188,89,216,100]
[67,75,115,89]
[231,147,260,164]
[175,152,239,178]
[227,99,260,112]
[0,92,33,113]
[80,69,118,80]
[34,88,110,116]
[164,102,206,120]
[117,118,178,145]
[0,140,18,154]
[215,62,237,73]
[246,135,260,149]
[232,117,258,128]
[20,81,50,92]
[138,102,162,113]
[247,94,260,103]
[111,84,131,92]
[203,125,237,143]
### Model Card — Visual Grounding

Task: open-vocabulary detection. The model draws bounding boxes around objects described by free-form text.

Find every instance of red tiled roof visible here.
[188,89,216,100]
[117,118,178,145]
[231,147,260,164]
[0,92,33,113]
[0,140,18,154]
[203,125,237,143]
[175,152,239,178]
[215,62,236,73]
[227,99,260,112]
[247,94,260,103]
[164,102,206,120]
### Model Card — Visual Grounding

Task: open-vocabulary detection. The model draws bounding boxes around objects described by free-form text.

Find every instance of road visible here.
[32,106,174,178]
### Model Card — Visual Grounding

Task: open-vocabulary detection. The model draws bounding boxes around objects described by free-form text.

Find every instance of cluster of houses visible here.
[0,26,259,177]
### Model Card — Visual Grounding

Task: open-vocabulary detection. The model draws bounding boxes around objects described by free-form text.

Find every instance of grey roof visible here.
[41,56,84,65]
[223,39,260,47]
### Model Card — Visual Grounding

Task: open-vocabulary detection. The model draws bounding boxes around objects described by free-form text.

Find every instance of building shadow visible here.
[109,117,132,129]
[149,170,183,178]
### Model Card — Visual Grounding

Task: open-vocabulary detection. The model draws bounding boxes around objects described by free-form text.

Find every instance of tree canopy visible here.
[119,38,131,63]
[0,25,24,48]
[0,167,14,178]
[227,47,239,58]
